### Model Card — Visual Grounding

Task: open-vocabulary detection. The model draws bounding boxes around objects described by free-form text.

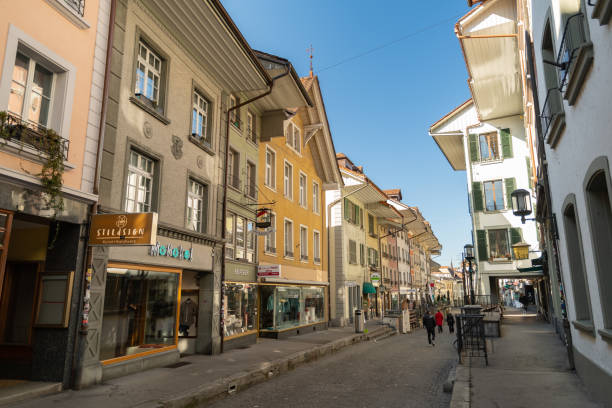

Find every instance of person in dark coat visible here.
[447,312,455,333]
[423,310,436,346]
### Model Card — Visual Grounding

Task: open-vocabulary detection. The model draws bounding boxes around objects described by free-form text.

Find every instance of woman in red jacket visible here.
[435,310,444,333]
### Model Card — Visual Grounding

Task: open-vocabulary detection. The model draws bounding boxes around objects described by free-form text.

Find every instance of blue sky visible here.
[223,1,473,267]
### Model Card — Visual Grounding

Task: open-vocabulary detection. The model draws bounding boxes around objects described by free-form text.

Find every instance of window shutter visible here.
[359,207,364,227]
[476,230,488,261]
[504,178,516,209]
[525,157,533,189]
[344,198,349,221]
[472,182,484,212]
[469,134,479,162]
[500,128,513,158]
[510,228,522,245]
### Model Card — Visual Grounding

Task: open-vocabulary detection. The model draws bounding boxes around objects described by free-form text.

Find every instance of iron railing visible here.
[456,313,488,365]
[540,87,564,138]
[1,113,69,160]
[64,0,85,17]
[556,12,588,92]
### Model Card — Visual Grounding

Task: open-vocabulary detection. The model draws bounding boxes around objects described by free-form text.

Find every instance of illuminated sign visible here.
[149,242,193,261]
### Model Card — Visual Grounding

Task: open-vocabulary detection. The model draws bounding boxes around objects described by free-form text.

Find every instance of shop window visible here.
[35,271,74,327]
[259,285,325,332]
[223,283,256,337]
[100,266,180,361]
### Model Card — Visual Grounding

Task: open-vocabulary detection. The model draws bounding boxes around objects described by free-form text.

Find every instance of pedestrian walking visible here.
[435,309,444,334]
[519,295,528,314]
[446,312,455,334]
[423,310,436,346]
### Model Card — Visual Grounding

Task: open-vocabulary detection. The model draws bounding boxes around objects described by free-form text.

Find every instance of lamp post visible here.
[464,244,475,305]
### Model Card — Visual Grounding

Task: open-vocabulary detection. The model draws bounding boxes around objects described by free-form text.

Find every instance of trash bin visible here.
[354,309,364,333]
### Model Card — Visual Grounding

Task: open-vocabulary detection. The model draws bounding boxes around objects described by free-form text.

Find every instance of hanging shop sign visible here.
[254,227,276,236]
[258,264,281,277]
[149,242,193,261]
[89,212,157,246]
[370,272,381,287]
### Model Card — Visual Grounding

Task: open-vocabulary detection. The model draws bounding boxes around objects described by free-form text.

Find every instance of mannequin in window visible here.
[179,298,197,336]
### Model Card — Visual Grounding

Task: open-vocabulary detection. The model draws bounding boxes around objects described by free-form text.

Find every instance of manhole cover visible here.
[164,361,192,369]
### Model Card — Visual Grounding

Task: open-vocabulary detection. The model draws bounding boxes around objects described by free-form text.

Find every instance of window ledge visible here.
[545,112,566,148]
[264,251,277,257]
[477,158,503,166]
[483,209,510,214]
[264,184,276,193]
[44,0,90,29]
[0,138,75,169]
[188,135,214,156]
[591,0,612,25]
[488,259,513,264]
[598,328,612,342]
[129,96,170,125]
[228,184,242,194]
[572,320,595,336]
[565,42,594,106]
[245,138,258,148]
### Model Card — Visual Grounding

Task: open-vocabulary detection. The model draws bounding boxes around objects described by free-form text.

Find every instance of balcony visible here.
[557,12,594,105]
[540,88,565,147]
[0,112,69,160]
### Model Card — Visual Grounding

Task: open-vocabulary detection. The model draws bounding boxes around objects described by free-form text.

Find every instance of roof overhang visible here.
[254,51,313,110]
[366,201,402,219]
[343,182,388,204]
[431,132,466,170]
[147,0,270,92]
[457,0,523,121]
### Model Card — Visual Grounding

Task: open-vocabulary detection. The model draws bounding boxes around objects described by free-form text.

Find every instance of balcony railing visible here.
[540,87,564,139]
[0,112,69,160]
[556,12,588,93]
[64,0,85,17]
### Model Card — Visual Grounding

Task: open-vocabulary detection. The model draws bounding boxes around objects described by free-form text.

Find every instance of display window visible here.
[179,290,198,338]
[223,282,257,338]
[100,264,181,363]
[260,285,325,332]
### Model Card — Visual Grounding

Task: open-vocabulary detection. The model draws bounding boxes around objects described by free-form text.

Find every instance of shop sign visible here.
[258,264,281,277]
[89,213,157,246]
[149,242,193,261]
[370,272,381,287]
[254,227,276,236]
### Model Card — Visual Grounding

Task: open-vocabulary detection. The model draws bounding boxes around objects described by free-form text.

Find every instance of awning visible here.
[517,266,544,273]
[363,282,377,294]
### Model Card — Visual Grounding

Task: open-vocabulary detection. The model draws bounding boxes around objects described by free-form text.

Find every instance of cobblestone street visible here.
[210,328,456,408]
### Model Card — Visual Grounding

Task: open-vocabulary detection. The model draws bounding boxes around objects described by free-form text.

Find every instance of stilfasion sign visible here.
[89,213,158,246]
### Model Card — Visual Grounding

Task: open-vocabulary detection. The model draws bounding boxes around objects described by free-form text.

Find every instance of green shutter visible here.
[359,207,364,227]
[500,128,513,158]
[504,178,516,209]
[510,228,522,245]
[477,230,488,262]
[526,157,533,189]
[344,198,349,221]
[472,182,484,212]
[469,134,479,162]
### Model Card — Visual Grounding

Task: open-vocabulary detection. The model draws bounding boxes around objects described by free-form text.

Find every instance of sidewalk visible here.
[6,319,392,408]
[451,307,604,408]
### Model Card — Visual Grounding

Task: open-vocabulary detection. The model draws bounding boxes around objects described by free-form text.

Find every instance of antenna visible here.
[307,44,314,77]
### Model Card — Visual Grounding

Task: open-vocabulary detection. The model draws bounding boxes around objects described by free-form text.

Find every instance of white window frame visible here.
[135,41,161,104]
[284,218,294,259]
[284,160,293,200]
[0,25,76,140]
[186,178,206,233]
[293,124,301,154]
[312,181,320,214]
[264,211,277,255]
[246,219,256,263]
[191,90,210,145]
[228,147,240,189]
[246,110,256,144]
[300,224,308,262]
[299,171,307,208]
[264,145,276,190]
[478,131,501,162]
[313,229,321,264]
[246,160,256,199]
[229,94,239,128]
[225,213,235,260]
[125,150,154,212]
[285,121,294,148]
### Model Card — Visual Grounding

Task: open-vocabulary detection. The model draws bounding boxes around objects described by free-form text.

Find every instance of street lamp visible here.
[464,244,475,305]
[511,189,533,224]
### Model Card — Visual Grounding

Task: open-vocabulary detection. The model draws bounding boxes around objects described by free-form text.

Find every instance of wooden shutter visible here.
[504,178,516,209]
[500,128,513,158]
[476,230,488,261]
[469,134,479,162]
[472,182,484,212]
[359,207,364,228]
[510,228,522,259]
[525,157,533,189]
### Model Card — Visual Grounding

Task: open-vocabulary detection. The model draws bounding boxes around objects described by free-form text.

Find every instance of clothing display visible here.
[180,298,197,326]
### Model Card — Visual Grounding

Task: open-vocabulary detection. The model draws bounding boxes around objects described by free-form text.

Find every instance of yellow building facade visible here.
[257,76,341,338]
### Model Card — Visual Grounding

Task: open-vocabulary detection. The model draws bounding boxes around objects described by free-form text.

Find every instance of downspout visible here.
[71,0,117,389]
[219,66,288,353]
[326,182,370,324]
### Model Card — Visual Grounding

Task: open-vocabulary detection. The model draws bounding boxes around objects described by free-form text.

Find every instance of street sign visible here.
[89,213,157,246]
[370,272,381,287]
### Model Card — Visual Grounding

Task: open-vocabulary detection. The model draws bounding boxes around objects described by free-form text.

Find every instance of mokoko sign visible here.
[89,213,158,246]
[149,242,193,261]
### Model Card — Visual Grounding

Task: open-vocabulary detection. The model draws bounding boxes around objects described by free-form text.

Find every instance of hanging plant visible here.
[0,111,67,247]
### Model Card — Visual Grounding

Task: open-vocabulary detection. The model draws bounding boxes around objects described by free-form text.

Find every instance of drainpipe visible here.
[219,66,289,353]
[326,183,370,325]
[71,0,117,389]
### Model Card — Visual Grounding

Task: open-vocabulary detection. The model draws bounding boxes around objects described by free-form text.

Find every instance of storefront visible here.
[258,282,326,338]
[222,280,258,349]
[79,218,221,385]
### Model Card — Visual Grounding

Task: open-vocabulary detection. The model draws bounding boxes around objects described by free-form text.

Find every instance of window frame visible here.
[313,229,321,264]
[185,177,208,233]
[299,171,307,208]
[125,149,155,213]
[229,94,240,129]
[487,228,511,262]
[264,211,277,255]
[300,224,308,262]
[190,89,211,147]
[483,179,505,211]
[312,181,320,214]
[264,145,276,190]
[228,147,240,190]
[284,160,293,200]
[246,160,257,199]
[246,110,256,144]
[284,218,294,259]
[478,131,501,162]
[134,41,162,105]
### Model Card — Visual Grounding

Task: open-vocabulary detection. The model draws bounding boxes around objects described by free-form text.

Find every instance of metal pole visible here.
[461,256,468,306]
[469,259,475,305]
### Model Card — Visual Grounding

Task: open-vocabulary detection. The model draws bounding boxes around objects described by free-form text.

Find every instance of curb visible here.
[449,364,470,408]
[159,326,395,408]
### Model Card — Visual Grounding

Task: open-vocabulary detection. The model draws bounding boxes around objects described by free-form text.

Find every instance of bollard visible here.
[354,309,364,333]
